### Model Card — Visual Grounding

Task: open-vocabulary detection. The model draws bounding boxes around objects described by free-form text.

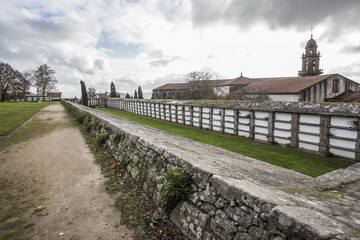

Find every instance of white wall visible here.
[267,94,300,102]
[213,86,229,96]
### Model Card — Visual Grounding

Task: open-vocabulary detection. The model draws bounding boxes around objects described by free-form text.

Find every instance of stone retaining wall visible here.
[65,101,360,240]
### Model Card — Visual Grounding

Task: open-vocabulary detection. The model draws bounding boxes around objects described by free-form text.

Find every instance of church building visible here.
[152,35,360,102]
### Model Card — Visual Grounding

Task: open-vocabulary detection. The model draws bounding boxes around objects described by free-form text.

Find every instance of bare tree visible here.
[184,71,213,99]
[35,64,57,97]
[87,87,96,97]
[0,62,16,102]
[19,70,34,99]
[184,70,224,100]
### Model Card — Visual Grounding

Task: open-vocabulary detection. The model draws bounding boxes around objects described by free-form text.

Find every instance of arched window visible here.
[312,60,316,65]
[310,49,313,54]
[305,61,308,70]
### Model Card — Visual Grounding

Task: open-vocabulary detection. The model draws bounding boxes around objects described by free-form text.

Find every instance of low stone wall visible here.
[65,101,360,240]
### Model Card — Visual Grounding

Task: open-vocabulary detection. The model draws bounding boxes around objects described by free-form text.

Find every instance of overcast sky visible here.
[1,0,359,98]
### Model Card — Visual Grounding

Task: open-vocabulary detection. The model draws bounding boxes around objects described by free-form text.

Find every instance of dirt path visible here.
[0,103,133,240]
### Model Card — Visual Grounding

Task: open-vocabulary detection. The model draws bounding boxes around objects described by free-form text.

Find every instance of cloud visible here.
[150,56,180,67]
[341,45,360,54]
[191,0,360,39]
[330,61,360,82]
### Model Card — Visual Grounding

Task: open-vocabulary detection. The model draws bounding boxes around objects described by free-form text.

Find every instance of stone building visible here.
[152,35,360,102]
[152,83,188,99]
[215,73,359,102]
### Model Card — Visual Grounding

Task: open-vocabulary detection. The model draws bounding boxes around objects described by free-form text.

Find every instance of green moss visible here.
[319,178,360,191]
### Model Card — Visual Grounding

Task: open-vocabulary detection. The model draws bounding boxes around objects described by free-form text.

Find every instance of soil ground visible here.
[0,103,133,240]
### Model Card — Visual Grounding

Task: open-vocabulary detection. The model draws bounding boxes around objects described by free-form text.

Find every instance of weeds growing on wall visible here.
[75,113,86,124]
[96,133,108,146]
[161,168,192,213]
[112,132,122,145]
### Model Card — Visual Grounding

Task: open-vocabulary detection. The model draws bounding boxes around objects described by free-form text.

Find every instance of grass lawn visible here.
[100,108,353,177]
[0,102,51,136]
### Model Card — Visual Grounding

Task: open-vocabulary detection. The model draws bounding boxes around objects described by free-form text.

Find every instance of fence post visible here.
[190,106,194,126]
[291,113,300,148]
[356,117,360,161]
[221,109,225,133]
[175,105,179,123]
[234,110,239,136]
[150,102,152,117]
[268,112,275,143]
[319,115,330,156]
[209,107,214,131]
[182,106,185,124]
[169,105,172,122]
[199,106,203,129]
[249,111,255,139]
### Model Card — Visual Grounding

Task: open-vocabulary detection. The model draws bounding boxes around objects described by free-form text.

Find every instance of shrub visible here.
[113,132,122,145]
[84,123,92,133]
[75,113,86,124]
[92,119,100,130]
[96,123,103,131]
[120,157,130,168]
[161,167,192,213]
[96,133,109,146]
[84,115,91,125]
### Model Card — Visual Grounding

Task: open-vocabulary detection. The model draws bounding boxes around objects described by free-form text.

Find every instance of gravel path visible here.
[0,103,133,240]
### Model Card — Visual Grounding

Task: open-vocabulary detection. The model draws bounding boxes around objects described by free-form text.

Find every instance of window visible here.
[312,60,316,65]
[310,49,313,54]
[305,61,308,70]
[332,79,339,93]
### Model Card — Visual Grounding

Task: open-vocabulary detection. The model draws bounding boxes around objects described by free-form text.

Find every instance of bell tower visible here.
[298,30,323,77]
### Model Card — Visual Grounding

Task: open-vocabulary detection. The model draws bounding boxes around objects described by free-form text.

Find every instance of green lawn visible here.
[100,108,353,177]
[0,102,51,136]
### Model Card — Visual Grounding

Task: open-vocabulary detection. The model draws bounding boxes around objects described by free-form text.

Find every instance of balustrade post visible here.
[319,115,330,156]
[234,110,239,136]
[356,117,360,161]
[249,111,255,139]
[268,112,275,143]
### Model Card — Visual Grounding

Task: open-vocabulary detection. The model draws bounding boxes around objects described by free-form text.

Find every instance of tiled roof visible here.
[217,77,254,87]
[47,92,62,98]
[97,93,110,98]
[230,74,336,94]
[337,91,360,102]
[153,83,189,91]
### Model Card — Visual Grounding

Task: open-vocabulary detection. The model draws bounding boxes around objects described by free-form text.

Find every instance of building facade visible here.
[152,35,360,102]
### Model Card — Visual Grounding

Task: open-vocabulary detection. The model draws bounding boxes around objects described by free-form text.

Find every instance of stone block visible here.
[269,206,350,240]
[170,202,209,240]
[225,206,252,228]
[210,210,237,240]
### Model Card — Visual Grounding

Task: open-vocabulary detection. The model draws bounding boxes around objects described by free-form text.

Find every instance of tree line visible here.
[0,62,57,102]
[80,80,144,106]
